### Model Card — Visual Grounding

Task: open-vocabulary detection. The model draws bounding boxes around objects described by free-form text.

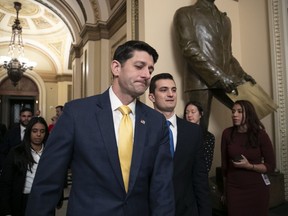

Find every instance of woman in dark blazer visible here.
[0,117,49,216]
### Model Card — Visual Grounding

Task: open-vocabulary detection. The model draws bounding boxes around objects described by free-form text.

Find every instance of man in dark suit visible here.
[26,41,175,216]
[149,73,211,216]
[173,0,256,130]
[0,107,33,171]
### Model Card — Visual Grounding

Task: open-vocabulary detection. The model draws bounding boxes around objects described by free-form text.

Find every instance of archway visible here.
[0,76,40,128]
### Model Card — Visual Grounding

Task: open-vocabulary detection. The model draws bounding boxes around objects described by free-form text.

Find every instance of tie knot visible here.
[166,120,171,127]
[119,105,131,115]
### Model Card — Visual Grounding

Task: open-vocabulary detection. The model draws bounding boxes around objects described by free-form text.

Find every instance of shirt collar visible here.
[20,124,26,132]
[167,114,177,128]
[109,86,136,115]
[31,144,44,154]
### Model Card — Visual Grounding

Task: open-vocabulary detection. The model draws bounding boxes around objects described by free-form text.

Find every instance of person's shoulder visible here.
[7,143,25,156]
[177,117,201,130]
[222,126,233,135]
[6,123,20,133]
[206,130,215,139]
[175,5,195,16]
[64,92,106,110]
[13,143,25,152]
[258,129,269,137]
[176,117,187,125]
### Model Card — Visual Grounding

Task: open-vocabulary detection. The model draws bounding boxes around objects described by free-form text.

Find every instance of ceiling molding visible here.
[69,1,126,62]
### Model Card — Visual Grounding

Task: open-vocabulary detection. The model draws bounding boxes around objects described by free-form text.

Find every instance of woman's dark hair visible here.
[231,100,265,148]
[183,101,206,131]
[14,117,49,173]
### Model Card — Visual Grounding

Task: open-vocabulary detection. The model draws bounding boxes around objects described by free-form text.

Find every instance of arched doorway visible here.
[0,76,39,128]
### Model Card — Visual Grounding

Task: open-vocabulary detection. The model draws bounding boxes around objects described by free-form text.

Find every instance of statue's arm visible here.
[230,56,256,85]
[174,10,237,93]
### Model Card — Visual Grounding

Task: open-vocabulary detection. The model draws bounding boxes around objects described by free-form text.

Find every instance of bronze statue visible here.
[174,0,256,130]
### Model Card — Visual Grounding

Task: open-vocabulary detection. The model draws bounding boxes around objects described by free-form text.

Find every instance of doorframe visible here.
[0,71,47,124]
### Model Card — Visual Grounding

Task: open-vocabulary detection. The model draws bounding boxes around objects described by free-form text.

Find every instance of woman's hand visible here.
[232,154,253,170]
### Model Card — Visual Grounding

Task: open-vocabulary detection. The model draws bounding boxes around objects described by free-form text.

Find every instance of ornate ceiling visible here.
[0,0,124,80]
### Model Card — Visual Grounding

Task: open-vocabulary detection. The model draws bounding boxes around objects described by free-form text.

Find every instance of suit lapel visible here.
[127,101,147,193]
[96,95,148,194]
[174,117,184,164]
[96,90,124,189]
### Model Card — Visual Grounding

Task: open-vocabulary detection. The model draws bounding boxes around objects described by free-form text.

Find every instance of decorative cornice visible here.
[131,0,139,40]
[90,0,100,22]
[106,1,126,37]
[56,74,72,82]
[76,0,87,22]
[70,1,126,61]
[80,23,110,43]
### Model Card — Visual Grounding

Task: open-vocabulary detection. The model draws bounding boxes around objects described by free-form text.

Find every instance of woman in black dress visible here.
[184,101,215,172]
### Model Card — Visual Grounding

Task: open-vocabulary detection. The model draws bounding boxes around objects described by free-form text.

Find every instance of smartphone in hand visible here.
[232,155,243,162]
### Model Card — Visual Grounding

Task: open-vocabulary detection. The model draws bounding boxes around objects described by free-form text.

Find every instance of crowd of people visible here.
[0,105,64,215]
[0,39,276,216]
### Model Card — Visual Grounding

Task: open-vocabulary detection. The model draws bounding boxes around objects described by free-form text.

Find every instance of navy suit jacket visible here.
[1,124,21,154]
[25,89,175,216]
[0,124,21,170]
[173,117,211,216]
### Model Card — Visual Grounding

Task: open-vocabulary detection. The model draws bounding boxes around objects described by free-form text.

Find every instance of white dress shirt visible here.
[109,87,136,145]
[23,144,44,194]
[167,114,177,151]
[20,125,26,141]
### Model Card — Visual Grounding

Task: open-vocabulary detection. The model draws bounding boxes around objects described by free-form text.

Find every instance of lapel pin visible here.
[140,120,145,124]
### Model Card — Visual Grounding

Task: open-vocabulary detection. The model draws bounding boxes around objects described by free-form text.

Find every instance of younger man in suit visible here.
[26,41,175,216]
[149,73,211,216]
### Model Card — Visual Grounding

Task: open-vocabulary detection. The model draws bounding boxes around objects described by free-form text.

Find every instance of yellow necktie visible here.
[118,105,133,192]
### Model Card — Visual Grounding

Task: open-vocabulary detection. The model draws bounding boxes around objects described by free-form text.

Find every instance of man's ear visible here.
[111,60,121,77]
[148,93,155,102]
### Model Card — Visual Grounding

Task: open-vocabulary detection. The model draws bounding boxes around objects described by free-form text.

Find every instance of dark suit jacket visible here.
[0,124,21,170]
[0,144,27,216]
[173,117,211,216]
[25,89,175,216]
[1,124,21,154]
[0,144,63,216]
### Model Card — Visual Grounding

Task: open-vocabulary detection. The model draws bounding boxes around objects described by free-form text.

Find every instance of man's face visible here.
[149,79,177,113]
[185,104,202,125]
[232,103,246,126]
[56,108,63,117]
[20,111,32,127]
[111,50,155,98]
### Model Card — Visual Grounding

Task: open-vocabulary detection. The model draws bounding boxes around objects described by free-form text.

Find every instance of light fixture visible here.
[0,2,36,86]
